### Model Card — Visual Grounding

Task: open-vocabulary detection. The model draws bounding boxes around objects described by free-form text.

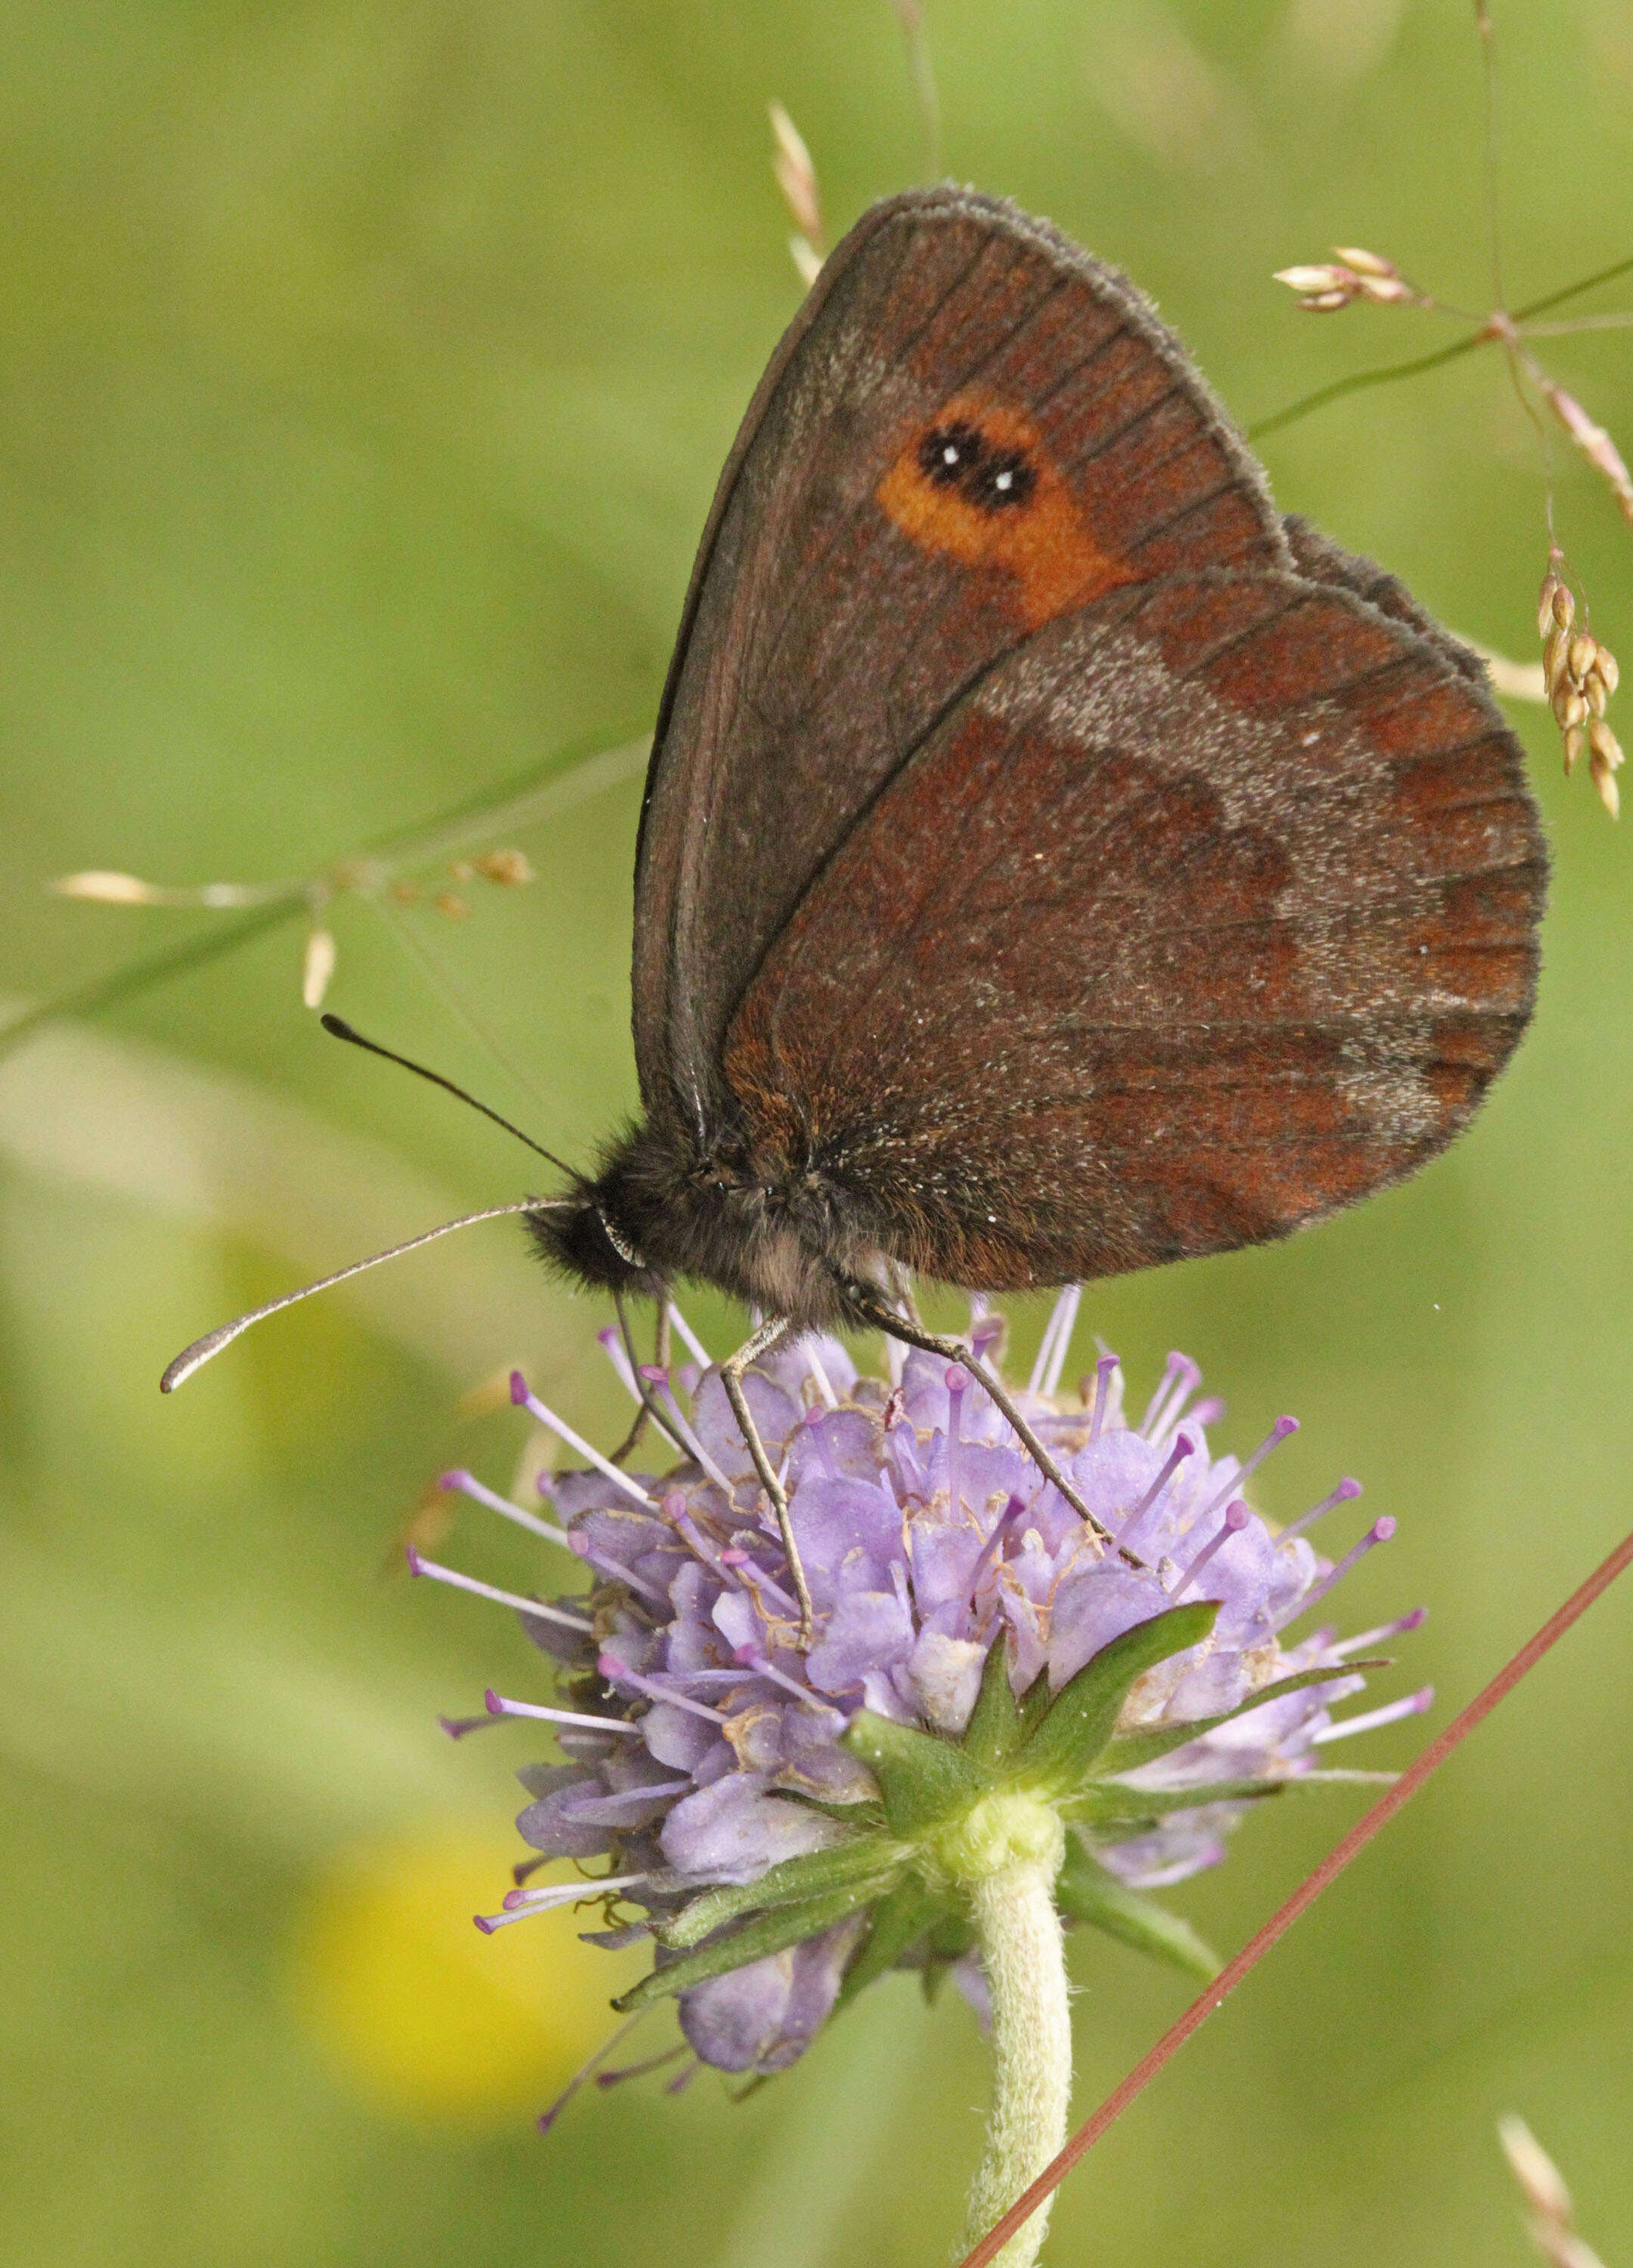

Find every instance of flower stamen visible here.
[599,1652,730,1726]
[1126,1432,1195,1523]
[438,1712,497,1740]
[476,1872,651,1931]
[1309,1687,1434,1744]
[1173,1500,1252,1599]
[1086,1352,1120,1442]
[1040,1287,1082,1398]
[405,1548,593,1631]
[1198,1415,1299,1520]
[1279,1516,1397,1629]
[597,1326,642,1401]
[1330,1605,1428,1656]
[438,1467,572,1548]
[510,1371,655,1507]
[640,1368,735,1492]
[483,1690,645,1734]
[1280,1474,1363,1541]
[1139,1352,1196,1439]
[665,1300,711,1366]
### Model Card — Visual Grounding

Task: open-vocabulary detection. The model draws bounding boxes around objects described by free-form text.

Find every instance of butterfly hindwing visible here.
[722,568,1544,1288]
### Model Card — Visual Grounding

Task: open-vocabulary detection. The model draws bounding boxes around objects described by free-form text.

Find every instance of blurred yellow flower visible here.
[288,1818,646,2127]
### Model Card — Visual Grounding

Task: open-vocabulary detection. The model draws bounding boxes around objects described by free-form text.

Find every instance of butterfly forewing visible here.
[633,188,1289,1139]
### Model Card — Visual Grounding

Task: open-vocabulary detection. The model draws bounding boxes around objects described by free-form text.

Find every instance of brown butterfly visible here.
[166,190,1547,1639]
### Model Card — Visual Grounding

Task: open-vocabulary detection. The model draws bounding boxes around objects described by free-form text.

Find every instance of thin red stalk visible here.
[957,1522,1633,2268]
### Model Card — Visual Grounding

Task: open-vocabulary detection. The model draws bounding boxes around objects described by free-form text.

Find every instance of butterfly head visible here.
[526,1180,655,1296]
[526,1117,873,1328]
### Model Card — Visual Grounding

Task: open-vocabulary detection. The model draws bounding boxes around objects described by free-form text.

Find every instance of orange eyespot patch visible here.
[875,394,1133,629]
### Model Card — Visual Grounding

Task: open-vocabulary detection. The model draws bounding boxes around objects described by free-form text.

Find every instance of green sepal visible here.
[1020,1600,1220,1795]
[1096,1658,1393,1776]
[1073,1763,1399,1832]
[764,1788,891,1832]
[835,1878,952,2010]
[613,1881,878,2012]
[962,1637,1053,1768]
[842,1710,989,1836]
[655,1836,906,1950]
[919,1909,978,2004]
[1067,1774,1287,1828]
[927,1908,977,1958]
[962,1633,1027,1768]
[1055,1839,1221,1980]
[1018,1673,1054,1740]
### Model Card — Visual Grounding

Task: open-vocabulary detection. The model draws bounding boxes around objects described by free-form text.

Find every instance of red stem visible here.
[956,1522,1633,2268]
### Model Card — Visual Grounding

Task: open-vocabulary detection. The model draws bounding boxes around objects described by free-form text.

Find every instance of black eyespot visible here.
[965,448,1037,512]
[917,420,986,487]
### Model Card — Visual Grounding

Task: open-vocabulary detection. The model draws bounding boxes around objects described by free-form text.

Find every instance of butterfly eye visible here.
[917,420,986,487]
[965,447,1037,511]
[596,1207,645,1270]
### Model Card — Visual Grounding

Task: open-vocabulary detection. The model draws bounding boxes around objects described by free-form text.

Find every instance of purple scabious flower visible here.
[421,1295,1427,2096]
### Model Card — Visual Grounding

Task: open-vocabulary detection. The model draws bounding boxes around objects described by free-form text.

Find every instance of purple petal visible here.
[516,1767,618,1857]
[660,1771,838,1885]
[804,1586,915,1697]
[1046,1566,1167,1691]
[950,1951,991,2032]
[677,1919,862,2074]
[903,1629,987,1734]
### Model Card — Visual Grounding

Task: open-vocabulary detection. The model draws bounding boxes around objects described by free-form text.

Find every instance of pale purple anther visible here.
[511,1370,655,1507]
[1141,1352,1200,1439]
[407,1547,593,1631]
[598,1326,641,1400]
[1281,1474,1364,1541]
[600,1650,729,1727]
[1173,1499,1252,1598]
[1126,1432,1195,1523]
[1199,1415,1299,1520]
[1088,1352,1119,1443]
[1280,1515,1397,1629]
[1310,1685,1434,1743]
[439,1466,573,1548]
[438,1712,497,1740]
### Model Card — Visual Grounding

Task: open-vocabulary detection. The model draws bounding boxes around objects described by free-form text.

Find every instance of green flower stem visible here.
[960,1836,1072,2268]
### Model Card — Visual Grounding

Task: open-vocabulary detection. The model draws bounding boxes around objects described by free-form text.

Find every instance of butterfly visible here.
[166,188,1547,1640]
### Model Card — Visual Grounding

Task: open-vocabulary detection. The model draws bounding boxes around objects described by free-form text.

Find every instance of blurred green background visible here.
[2,2,1630,2263]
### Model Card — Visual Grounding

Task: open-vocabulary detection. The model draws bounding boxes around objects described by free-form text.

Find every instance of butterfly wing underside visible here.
[632,187,1545,1288]
[632,187,1291,1141]
[724,569,1545,1286]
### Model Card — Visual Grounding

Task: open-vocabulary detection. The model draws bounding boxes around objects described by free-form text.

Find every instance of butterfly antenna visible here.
[320,1014,578,1177]
[159,1198,567,1394]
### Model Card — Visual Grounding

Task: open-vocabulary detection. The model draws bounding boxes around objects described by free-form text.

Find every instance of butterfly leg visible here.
[609,1288,680,1467]
[719,1315,817,1648]
[846,1285,1136,1565]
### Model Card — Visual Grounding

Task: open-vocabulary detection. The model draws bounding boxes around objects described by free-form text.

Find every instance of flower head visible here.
[423,1297,1424,2099]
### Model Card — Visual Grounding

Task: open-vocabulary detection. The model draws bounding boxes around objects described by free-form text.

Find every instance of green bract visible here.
[615,1602,1241,2016]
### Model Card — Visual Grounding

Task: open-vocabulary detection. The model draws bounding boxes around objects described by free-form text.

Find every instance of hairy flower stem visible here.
[962,1855,1072,2268]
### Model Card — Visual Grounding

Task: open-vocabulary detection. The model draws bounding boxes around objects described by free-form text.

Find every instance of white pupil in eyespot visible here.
[995,469,1013,489]
[942,445,959,463]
